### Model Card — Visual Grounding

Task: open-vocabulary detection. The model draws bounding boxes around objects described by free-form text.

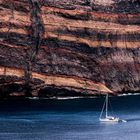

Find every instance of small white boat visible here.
[99,116,119,122]
[99,94,122,122]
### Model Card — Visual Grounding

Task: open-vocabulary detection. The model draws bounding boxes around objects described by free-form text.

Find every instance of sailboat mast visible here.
[106,94,108,117]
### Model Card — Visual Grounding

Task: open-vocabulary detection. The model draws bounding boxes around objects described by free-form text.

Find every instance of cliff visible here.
[0,0,139,98]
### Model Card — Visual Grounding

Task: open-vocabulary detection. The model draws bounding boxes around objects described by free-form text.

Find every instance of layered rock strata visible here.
[0,0,139,97]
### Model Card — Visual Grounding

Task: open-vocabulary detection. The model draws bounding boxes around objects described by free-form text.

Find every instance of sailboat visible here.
[99,94,120,122]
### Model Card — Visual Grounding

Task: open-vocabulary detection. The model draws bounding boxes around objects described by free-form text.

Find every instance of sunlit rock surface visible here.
[0,0,139,97]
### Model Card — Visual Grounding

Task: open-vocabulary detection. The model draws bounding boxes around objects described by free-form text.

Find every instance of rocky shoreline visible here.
[0,92,140,101]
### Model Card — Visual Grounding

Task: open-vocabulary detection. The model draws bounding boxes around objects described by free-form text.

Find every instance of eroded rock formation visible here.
[0,0,139,98]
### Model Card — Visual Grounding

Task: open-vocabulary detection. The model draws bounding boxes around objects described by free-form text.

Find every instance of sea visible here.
[0,94,140,140]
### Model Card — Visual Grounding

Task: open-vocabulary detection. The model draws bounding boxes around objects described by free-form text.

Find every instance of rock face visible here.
[0,0,139,97]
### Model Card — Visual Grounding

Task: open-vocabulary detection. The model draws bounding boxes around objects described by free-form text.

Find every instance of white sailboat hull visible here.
[99,116,120,122]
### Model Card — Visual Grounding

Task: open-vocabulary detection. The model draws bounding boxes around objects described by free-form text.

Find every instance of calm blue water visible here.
[0,95,140,140]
